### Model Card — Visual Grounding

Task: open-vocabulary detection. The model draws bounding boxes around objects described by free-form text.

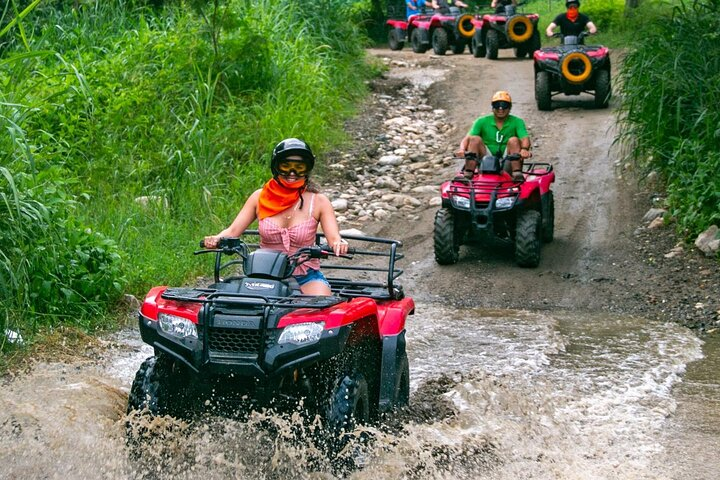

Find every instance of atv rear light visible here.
[278,322,324,346]
[495,197,515,209]
[451,196,470,209]
[158,313,198,339]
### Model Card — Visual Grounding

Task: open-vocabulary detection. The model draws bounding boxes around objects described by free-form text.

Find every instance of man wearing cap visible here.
[456,91,532,181]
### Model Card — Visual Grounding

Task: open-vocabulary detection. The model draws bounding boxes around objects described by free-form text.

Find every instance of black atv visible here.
[128,233,414,440]
[533,32,611,110]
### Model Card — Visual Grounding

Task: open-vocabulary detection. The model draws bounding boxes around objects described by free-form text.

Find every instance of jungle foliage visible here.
[615,0,720,239]
[0,0,376,354]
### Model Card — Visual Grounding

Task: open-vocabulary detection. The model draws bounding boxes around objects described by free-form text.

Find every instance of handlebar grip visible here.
[319,244,356,255]
[199,240,206,249]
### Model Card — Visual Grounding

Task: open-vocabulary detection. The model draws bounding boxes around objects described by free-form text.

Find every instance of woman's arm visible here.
[204,189,261,248]
[316,194,348,256]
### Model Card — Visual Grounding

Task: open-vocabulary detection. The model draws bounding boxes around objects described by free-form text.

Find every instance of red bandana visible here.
[257,178,306,220]
[567,6,579,22]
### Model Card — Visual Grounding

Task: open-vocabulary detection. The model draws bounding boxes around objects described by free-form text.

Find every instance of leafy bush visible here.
[616,0,720,237]
[0,0,375,348]
[0,167,126,332]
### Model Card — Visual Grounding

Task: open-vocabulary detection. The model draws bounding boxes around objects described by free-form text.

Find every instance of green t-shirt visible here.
[467,114,529,156]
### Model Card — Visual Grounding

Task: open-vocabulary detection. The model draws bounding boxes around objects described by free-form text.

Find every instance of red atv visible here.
[128,233,413,438]
[386,5,479,55]
[533,32,611,110]
[434,154,555,267]
[472,3,540,60]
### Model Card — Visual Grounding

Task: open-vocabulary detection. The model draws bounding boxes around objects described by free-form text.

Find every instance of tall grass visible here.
[1,0,375,351]
[615,0,720,238]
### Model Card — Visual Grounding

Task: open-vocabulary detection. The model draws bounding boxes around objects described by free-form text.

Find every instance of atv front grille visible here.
[207,327,263,355]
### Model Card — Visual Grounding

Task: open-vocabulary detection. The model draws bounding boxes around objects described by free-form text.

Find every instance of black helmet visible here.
[270,138,315,177]
[566,0,580,7]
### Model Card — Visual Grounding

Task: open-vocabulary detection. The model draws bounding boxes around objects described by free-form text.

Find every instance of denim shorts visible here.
[294,268,330,287]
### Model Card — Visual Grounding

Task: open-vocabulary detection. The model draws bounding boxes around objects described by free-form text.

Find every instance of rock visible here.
[642,208,666,223]
[648,217,665,229]
[331,199,349,212]
[429,197,443,206]
[340,228,365,237]
[123,294,140,311]
[695,225,720,256]
[373,209,390,220]
[378,155,404,166]
[664,246,684,258]
[411,185,439,194]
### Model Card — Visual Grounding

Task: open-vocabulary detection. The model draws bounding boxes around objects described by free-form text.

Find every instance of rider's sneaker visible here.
[512,170,525,182]
[463,152,478,179]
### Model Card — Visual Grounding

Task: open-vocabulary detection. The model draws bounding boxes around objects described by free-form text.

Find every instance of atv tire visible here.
[594,69,611,109]
[411,29,428,54]
[486,29,499,60]
[541,191,555,243]
[434,208,461,265]
[388,29,404,51]
[452,41,466,55]
[535,71,552,111]
[432,28,449,55]
[515,210,541,268]
[471,30,486,58]
[127,354,189,417]
[326,371,370,443]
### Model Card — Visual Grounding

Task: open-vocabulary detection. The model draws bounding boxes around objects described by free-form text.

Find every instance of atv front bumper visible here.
[138,312,352,379]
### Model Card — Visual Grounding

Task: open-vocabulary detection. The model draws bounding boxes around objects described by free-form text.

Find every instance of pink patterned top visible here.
[258,194,320,276]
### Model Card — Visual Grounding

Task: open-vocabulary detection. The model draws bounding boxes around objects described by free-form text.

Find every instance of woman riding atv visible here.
[203,138,348,295]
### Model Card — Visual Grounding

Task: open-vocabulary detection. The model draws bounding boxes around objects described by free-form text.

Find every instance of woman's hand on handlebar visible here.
[332,238,349,257]
[203,235,221,249]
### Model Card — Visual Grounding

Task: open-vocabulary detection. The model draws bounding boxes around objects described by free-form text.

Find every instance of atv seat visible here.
[210,275,303,295]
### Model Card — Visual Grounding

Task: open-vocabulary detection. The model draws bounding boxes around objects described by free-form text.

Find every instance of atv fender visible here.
[378,330,407,413]
[378,297,415,336]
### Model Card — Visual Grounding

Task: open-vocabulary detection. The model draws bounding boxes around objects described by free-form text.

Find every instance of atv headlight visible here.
[495,197,515,210]
[278,322,325,346]
[451,196,470,209]
[158,313,198,339]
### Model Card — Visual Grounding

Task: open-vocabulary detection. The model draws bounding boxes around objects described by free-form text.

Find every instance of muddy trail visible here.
[2,49,720,480]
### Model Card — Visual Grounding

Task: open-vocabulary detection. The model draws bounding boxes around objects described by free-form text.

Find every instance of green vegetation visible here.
[615,0,720,240]
[1,0,377,357]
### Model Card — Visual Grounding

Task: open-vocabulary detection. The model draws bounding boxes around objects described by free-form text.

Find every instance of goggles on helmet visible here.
[492,101,511,110]
[276,160,309,177]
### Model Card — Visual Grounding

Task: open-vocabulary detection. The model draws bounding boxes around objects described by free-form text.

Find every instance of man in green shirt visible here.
[456,91,533,180]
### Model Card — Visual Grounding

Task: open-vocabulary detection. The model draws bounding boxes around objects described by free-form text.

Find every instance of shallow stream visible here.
[1,303,718,479]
